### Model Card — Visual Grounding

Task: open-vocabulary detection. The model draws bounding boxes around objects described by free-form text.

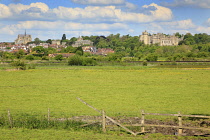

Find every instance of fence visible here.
[77,98,210,136]
[3,99,210,137]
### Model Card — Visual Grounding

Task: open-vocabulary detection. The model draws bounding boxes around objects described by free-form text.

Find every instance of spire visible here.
[25,29,26,36]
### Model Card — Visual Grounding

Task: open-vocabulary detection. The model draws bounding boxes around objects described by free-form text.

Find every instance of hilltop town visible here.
[0,31,210,62]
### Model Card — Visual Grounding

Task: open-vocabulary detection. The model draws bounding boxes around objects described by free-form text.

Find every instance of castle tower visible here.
[139,31,150,45]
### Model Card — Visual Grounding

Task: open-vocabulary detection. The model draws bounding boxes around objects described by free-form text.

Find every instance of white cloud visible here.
[117,3,173,23]
[196,26,210,34]
[125,2,137,10]
[0,4,12,18]
[142,3,173,21]
[71,0,125,5]
[143,19,198,35]
[162,0,210,8]
[205,18,210,26]
[1,21,124,41]
[0,21,128,35]
[9,2,49,14]
[161,19,196,29]
[0,3,173,24]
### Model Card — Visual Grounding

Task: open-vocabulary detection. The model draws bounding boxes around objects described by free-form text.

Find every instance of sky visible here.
[0,0,210,42]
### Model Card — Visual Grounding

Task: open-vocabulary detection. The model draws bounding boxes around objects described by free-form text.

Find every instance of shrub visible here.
[11,60,26,70]
[25,55,34,60]
[68,55,83,65]
[28,64,36,69]
[68,55,97,66]
[82,57,97,66]
[54,54,64,61]
[145,54,158,61]
[142,61,147,66]
[42,56,49,60]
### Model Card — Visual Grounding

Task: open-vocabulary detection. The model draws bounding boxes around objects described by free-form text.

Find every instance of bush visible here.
[142,61,147,66]
[68,55,97,66]
[68,55,83,65]
[145,54,158,61]
[28,64,36,69]
[11,60,26,70]
[82,57,97,66]
[54,54,64,61]
[25,55,34,60]
[42,56,49,60]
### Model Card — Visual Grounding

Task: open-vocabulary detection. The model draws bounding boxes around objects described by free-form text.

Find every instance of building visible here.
[52,40,61,45]
[139,31,183,46]
[82,46,97,53]
[72,36,93,47]
[15,31,32,45]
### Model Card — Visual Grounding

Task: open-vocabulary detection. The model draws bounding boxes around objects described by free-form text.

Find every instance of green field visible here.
[1,65,210,139]
[0,65,210,116]
[1,128,205,140]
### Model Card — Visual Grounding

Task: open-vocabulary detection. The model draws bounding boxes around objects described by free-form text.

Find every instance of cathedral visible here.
[15,31,32,45]
[139,31,183,46]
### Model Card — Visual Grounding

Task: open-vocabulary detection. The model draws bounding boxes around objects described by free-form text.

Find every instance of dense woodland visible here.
[1,33,210,63]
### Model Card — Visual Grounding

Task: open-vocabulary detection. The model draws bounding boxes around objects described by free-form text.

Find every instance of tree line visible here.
[1,33,210,62]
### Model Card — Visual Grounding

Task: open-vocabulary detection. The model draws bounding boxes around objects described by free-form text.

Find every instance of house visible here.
[48,53,75,58]
[96,48,115,56]
[82,46,97,53]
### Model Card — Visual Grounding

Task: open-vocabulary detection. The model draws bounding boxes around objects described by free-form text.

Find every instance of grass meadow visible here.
[0,64,210,139]
[0,65,209,116]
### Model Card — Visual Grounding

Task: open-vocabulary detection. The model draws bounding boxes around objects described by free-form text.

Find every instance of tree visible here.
[54,54,64,61]
[34,38,41,45]
[68,55,83,65]
[15,49,25,59]
[62,34,67,41]
[145,54,158,61]
[46,39,52,44]
[32,46,45,54]
[2,52,14,60]
[25,55,34,60]
[11,60,26,70]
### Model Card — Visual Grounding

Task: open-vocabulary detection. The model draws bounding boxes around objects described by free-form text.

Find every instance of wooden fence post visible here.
[178,112,182,136]
[48,108,50,125]
[102,110,106,133]
[7,109,12,128]
[141,110,145,133]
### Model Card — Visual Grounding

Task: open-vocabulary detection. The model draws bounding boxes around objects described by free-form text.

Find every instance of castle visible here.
[139,31,183,46]
[15,31,32,45]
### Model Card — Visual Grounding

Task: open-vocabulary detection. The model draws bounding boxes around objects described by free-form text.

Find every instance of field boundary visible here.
[77,98,210,137]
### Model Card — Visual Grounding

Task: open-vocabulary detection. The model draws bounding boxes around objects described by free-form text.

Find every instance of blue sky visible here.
[0,0,210,42]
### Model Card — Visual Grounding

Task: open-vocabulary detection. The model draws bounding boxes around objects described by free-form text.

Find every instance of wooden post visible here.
[178,112,182,136]
[141,110,145,133]
[48,108,50,125]
[102,110,106,133]
[7,109,12,128]
[77,97,136,136]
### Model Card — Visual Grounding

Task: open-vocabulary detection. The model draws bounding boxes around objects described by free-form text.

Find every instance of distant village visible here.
[0,30,182,58]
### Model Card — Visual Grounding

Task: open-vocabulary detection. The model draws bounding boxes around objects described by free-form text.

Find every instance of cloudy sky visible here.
[0,0,210,42]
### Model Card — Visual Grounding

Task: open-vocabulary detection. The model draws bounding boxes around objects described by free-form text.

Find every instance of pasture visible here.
[0,65,209,117]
